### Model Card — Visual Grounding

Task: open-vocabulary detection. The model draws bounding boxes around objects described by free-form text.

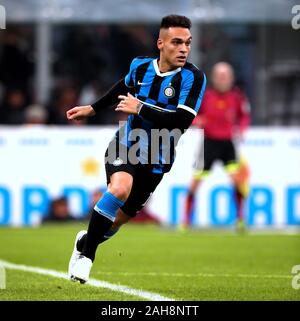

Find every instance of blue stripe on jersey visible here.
[125,57,153,87]
[138,63,154,99]
[178,68,195,106]
[194,73,207,113]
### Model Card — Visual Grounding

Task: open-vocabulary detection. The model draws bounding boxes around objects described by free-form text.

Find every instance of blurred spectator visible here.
[47,87,78,125]
[0,89,27,124]
[200,25,231,77]
[43,197,76,223]
[0,29,33,92]
[78,82,99,107]
[82,81,124,125]
[52,26,114,87]
[0,24,159,125]
[24,104,48,125]
[111,25,155,77]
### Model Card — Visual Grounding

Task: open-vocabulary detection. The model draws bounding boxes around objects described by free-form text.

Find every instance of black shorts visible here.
[195,137,237,171]
[105,146,164,218]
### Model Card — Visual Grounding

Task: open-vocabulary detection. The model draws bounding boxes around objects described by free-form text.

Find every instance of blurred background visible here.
[0,0,299,228]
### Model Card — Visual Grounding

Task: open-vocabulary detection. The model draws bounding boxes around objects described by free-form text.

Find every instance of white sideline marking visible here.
[0,260,174,301]
[95,271,292,279]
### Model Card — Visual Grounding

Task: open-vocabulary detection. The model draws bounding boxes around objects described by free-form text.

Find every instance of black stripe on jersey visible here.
[135,61,152,94]
[131,114,142,130]
[156,101,168,109]
[148,75,164,102]
[168,72,182,106]
[184,66,205,108]
[137,95,147,101]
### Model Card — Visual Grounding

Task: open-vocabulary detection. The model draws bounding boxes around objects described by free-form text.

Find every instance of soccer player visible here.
[183,62,250,231]
[66,15,206,284]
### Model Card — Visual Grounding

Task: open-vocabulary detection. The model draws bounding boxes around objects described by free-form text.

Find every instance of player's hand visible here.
[66,105,96,121]
[116,93,141,115]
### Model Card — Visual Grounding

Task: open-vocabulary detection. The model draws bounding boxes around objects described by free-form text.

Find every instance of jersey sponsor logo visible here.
[113,157,124,166]
[163,86,175,98]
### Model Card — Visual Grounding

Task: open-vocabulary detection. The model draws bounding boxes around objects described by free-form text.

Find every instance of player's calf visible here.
[69,191,126,283]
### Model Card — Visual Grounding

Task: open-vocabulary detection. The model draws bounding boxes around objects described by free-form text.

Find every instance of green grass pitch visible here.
[0,223,299,301]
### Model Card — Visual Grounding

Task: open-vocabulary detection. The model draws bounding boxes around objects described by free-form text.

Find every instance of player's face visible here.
[157,27,192,69]
[211,63,234,93]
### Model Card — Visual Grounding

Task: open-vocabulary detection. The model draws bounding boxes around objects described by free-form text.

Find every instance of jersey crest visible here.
[163,85,175,98]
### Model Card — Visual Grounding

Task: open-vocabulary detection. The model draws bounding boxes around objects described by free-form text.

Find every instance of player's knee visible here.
[108,183,131,201]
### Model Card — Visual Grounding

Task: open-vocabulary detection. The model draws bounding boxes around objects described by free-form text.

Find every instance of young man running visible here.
[66,14,206,283]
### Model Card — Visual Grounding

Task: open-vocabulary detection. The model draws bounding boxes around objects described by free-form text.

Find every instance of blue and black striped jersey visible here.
[117,56,206,173]
[125,57,206,116]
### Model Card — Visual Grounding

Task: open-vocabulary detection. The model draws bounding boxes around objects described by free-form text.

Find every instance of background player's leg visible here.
[183,137,214,228]
[81,171,133,262]
[184,177,202,227]
[223,141,249,231]
[231,175,244,221]
[229,160,250,231]
[183,167,211,228]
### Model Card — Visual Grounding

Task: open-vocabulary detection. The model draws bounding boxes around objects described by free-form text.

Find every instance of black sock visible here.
[76,234,87,252]
[80,209,113,262]
[77,232,108,252]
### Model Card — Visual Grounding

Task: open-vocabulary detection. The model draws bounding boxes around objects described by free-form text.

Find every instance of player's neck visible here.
[157,59,177,73]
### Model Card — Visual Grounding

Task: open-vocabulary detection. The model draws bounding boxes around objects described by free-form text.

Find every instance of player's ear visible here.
[157,38,163,50]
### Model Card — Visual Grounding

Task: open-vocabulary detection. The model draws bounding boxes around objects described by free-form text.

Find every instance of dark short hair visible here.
[160,15,192,30]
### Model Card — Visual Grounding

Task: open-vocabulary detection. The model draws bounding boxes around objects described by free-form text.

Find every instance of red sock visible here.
[184,193,194,225]
[234,188,244,220]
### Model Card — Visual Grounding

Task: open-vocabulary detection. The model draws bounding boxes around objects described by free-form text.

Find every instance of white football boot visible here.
[70,255,93,284]
[68,230,87,279]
